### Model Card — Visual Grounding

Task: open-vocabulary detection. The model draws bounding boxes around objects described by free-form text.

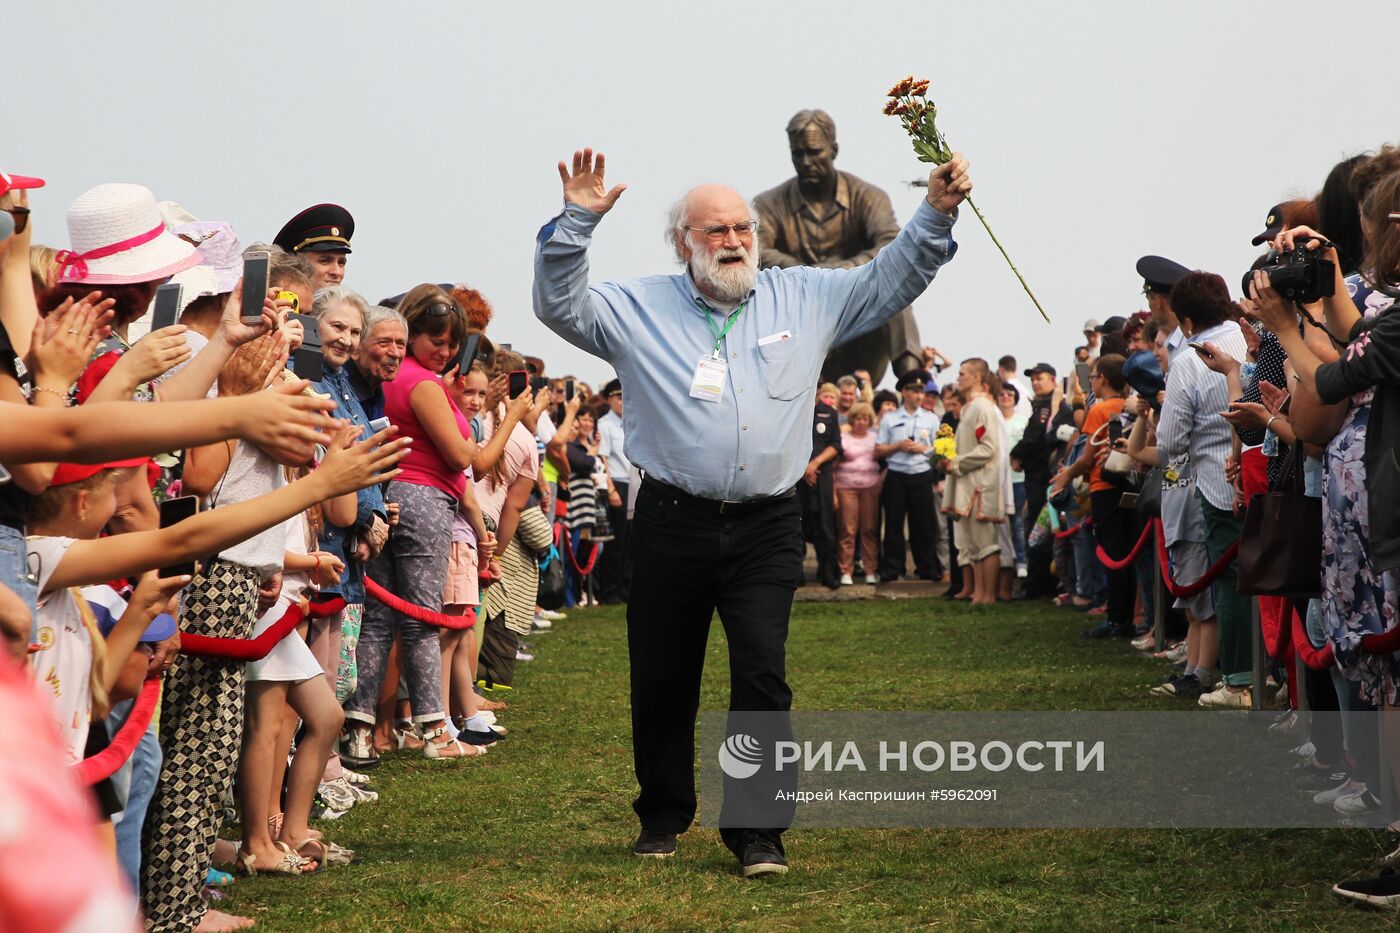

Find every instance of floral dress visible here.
[1322,275,1400,705]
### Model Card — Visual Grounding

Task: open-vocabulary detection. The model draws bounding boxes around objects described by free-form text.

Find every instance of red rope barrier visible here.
[1362,627,1400,656]
[563,530,601,576]
[364,577,476,629]
[1153,520,1240,598]
[1292,606,1335,670]
[306,597,346,619]
[1094,520,1154,571]
[76,675,160,786]
[1054,517,1090,540]
[180,603,305,661]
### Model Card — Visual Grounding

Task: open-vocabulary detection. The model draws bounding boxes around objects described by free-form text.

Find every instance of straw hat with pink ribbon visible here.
[56,183,202,285]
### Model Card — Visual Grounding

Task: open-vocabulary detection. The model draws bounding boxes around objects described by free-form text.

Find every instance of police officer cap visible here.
[274,203,354,254]
[603,378,622,398]
[1135,255,1190,294]
[896,369,931,391]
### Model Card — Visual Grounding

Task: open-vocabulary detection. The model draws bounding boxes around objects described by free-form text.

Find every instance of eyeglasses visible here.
[4,207,29,235]
[686,220,759,241]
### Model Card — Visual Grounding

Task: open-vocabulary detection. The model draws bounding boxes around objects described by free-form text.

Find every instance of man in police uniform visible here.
[533,147,970,877]
[799,392,843,589]
[875,369,942,582]
[1137,254,1191,362]
[274,203,354,289]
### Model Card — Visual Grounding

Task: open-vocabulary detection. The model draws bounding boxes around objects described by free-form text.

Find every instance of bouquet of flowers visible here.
[884,76,1050,324]
[930,423,957,467]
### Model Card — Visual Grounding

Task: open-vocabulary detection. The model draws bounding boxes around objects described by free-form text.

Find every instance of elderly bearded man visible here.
[534,147,971,877]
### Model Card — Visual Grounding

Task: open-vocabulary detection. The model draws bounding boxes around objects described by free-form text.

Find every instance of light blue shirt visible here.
[597,410,630,481]
[1155,320,1247,512]
[533,200,958,500]
[875,406,940,475]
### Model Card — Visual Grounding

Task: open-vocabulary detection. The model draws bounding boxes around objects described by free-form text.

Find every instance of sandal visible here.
[292,836,356,867]
[421,725,486,759]
[394,724,425,750]
[477,698,509,712]
[236,842,318,876]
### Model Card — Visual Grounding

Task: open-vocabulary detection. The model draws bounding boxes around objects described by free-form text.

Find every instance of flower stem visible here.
[963,194,1050,324]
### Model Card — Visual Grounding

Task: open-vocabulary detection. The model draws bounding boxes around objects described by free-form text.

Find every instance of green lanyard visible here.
[698,298,747,359]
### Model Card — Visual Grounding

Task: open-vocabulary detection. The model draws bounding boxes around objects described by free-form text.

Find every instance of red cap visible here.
[0,170,45,198]
[49,458,148,487]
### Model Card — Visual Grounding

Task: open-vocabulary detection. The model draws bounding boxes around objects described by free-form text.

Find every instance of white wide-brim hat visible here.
[59,183,201,285]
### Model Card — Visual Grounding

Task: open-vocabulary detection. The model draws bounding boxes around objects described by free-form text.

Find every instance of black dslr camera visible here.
[1244,242,1335,304]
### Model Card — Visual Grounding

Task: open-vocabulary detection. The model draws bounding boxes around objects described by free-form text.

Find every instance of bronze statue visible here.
[753,109,924,384]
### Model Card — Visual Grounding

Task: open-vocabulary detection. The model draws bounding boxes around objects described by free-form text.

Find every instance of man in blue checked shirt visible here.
[533,147,971,878]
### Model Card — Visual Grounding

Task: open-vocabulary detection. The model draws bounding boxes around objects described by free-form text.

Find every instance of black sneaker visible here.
[457,727,501,746]
[1332,868,1400,908]
[740,838,789,878]
[1173,676,1206,700]
[1081,621,1131,640]
[632,829,677,858]
[1293,765,1349,793]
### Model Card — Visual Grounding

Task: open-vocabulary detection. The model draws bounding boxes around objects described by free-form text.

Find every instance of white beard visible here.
[688,234,758,304]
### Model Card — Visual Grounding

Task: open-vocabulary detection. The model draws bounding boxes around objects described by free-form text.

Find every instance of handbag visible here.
[537,525,567,611]
[1237,443,1322,597]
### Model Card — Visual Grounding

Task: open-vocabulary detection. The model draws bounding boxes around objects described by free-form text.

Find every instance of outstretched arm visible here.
[822,156,970,348]
[43,426,410,591]
[0,380,336,465]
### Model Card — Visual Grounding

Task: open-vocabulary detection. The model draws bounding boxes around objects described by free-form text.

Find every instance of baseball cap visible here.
[0,170,45,198]
[50,458,149,487]
[1082,318,1100,333]
[1023,362,1057,378]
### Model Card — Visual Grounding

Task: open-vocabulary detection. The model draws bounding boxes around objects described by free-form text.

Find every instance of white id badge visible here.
[689,355,728,403]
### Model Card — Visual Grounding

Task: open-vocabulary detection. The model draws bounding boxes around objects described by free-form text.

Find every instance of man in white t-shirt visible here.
[595,379,630,602]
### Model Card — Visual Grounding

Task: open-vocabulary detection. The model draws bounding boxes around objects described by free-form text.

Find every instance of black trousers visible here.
[878,470,939,580]
[798,465,839,586]
[626,481,802,857]
[596,480,632,602]
[1090,488,1137,628]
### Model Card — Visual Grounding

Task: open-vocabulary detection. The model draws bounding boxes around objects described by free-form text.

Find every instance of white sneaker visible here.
[1334,785,1381,817]
[1290,741,1317,759]
[342,767,373,786]
[1197,683,1252,709]
[532,617,553,631]
[516,649,534,661]
[1314,778,1366,807]
[1131,633,1155,651]
[863,574,878,585]
[539,609,567,621]
[840,573,854,586]
[1015,564,1028,579]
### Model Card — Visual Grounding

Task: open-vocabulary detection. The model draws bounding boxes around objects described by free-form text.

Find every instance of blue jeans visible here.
[0,523,38,639]
[109,699,163,896]
[1073,523,1106,602]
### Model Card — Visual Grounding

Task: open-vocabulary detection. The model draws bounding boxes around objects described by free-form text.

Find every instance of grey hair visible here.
[786,109,837,146]
[663,188,761,265]
[363,303,408,335]
[311,285,370,331]
[836,375,858,388]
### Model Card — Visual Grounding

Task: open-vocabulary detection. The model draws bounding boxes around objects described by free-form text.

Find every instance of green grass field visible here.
[228,599,1391,931]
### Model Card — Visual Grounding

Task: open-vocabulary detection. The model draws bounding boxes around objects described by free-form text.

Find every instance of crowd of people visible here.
[3,133,1400,926]
[0,178,633,931]
[782,144,1400,906]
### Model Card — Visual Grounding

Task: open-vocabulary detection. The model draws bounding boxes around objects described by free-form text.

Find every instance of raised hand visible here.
[1259,379,1289,414]
[119,326,192,385]
[29,294,104,389]
[215,280,279,349]
[558,148,627,215]
[315,422,412,498]
[238,380,338,462]
[927,153,972,214]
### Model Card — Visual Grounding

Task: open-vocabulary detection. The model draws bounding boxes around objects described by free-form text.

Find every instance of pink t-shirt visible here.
[473,417,540,525]
[835,430,881,489]
[383,355,471,498]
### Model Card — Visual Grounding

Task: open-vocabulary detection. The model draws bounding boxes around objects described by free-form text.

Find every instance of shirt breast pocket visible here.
[757,337,807,401]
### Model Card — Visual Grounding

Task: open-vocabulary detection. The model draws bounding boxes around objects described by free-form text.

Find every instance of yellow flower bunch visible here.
[931,423,957,464]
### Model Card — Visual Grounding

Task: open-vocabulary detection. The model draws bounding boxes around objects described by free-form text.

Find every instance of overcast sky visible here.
[12,1,1396,387]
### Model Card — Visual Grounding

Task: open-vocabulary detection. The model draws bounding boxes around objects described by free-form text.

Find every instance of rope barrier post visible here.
[1250,598,1266,712]
[1380,704,1397,824]
[1293,602,1309,715]
[1152,525,1165,654]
